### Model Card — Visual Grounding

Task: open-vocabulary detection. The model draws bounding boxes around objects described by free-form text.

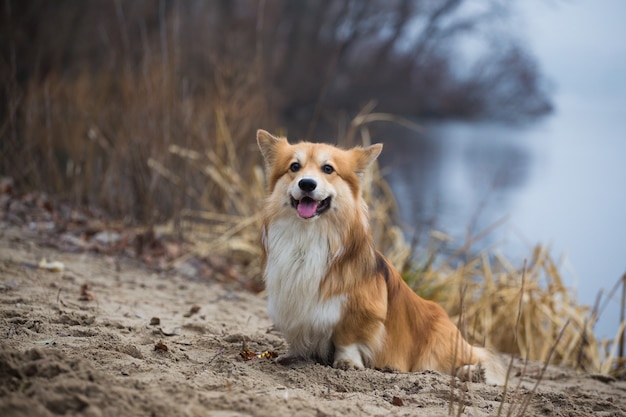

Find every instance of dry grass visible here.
[6,56,267,222]
[405,239,600,370]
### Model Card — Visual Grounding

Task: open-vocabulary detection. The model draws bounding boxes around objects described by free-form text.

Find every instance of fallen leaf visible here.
[259,350,278,360]
[239,346,257,361]
[154,341,168,352]
[79,284,96,301]
[38,258,65,272]
[391,396,404,406]
[239,347,278,361]
[183,305,201,318]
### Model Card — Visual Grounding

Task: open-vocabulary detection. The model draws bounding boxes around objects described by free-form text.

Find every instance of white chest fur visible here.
[263,217,345,359]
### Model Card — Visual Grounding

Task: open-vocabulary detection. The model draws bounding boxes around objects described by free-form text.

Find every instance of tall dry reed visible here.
[10,58,268,223]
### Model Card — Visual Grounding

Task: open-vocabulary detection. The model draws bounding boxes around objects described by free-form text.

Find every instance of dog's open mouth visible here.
[290,196,331,219]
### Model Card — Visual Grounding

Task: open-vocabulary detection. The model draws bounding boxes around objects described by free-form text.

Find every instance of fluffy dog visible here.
[257,129,505,385]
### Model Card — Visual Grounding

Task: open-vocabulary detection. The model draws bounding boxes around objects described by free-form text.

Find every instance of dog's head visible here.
[257,130,382,222]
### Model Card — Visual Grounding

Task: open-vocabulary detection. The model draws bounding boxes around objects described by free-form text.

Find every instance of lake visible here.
[378,94,626,341]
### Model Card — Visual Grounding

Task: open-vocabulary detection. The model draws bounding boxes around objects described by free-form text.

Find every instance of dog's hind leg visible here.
[333,344,366,370]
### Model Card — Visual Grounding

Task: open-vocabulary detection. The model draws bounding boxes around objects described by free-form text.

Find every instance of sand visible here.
[1,224,625,417]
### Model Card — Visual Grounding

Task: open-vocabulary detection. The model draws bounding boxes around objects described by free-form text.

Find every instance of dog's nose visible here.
[298,178,317,192]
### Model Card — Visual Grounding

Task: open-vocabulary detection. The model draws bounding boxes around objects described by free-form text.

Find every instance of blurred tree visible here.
[1,0,551,131]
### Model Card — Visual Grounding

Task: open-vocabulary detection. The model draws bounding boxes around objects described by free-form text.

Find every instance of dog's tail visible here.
[475,347,508,385]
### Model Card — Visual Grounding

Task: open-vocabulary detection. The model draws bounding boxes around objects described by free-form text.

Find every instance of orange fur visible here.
[257,129,505,384]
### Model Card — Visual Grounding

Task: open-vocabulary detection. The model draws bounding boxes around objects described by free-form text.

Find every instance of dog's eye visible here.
[290,162,301,172]
[322,164,334,174]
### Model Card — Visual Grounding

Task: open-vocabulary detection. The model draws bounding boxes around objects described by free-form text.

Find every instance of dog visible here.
[256,129,505,385]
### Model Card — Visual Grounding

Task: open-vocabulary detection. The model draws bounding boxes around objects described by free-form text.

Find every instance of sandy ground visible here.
[1,224,625,417]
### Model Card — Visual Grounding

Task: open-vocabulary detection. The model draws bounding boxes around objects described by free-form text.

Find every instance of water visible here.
[377,95,626,341]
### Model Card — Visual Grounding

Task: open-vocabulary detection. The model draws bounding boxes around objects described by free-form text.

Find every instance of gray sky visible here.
[518,0,626,104]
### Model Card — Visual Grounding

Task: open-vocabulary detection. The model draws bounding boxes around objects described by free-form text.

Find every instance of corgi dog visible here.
[256,129,505,385]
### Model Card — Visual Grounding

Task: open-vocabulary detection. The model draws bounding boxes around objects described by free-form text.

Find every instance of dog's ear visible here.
[257,130,287,167]
[354,143,383,175]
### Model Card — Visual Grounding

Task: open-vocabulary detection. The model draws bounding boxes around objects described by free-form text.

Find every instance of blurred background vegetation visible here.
[3,1,622,376]
[1,0,552,221]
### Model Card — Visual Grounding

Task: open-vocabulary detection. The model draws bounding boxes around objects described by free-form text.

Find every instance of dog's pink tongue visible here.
[297,199,318,218]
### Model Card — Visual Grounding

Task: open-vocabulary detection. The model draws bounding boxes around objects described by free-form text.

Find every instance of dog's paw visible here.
[456,363,486,383]
[333,358,364,371]
[333,344,365,371]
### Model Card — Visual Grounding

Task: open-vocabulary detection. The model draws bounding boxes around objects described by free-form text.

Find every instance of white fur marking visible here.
[265,216,344,359]
[333,344,365,369]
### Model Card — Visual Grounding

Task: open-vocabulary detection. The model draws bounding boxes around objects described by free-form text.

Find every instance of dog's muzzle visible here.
[291,179,331,218]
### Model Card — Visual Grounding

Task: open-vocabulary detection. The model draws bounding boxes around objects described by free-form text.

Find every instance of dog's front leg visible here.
[331,313,384,371]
